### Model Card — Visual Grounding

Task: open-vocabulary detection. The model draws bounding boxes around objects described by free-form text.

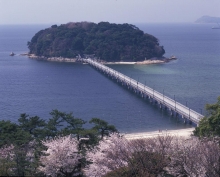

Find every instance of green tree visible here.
[18,113,46,140]
[44,109,65,138]
[194,96,220,137]
[0,158,16,176]
[0,120,32,147]
[0,110,119,176]
[89,118,118,139]
[78,128,100,149]
[61,111,86,140]
[0,120,42,176]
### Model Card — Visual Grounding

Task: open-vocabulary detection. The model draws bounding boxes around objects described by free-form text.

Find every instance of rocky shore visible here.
[22,54,177,65]
[26,54,77,62]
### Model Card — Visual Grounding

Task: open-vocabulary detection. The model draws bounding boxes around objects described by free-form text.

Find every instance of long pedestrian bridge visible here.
[82,58,203,125]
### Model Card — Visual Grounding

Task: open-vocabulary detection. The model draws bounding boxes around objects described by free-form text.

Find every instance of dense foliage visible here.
[194,96,220,137]
[0,110,117,176]
[28,22,165,61]
[1,102,220,176]
[85,134,220,177]
[39,135,82,176]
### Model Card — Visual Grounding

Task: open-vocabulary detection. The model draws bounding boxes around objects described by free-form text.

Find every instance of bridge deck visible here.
[83,58,203,125]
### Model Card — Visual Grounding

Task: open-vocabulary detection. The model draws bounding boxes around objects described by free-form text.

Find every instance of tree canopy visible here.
[194,96,220,137]
[28,22,165,61]
[0,110,117,176]
[1,109,220,176]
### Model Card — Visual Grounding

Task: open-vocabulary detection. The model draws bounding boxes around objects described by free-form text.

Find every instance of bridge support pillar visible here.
[170,109,173,116]
[149,97,152,103]
[175,112,178,118]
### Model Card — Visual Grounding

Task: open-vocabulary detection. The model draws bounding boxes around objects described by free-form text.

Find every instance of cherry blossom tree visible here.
[124,137,171,176]
[0,145,15,176]
[84,134,220,177]
[85,134,175,177]
[200,138,220,176]
[0,144,14,159]
[84,133,129,177]
[38,135,82,177]
[167,137,220,177]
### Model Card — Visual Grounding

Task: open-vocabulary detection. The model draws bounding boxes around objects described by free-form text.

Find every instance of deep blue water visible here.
[0,23,219,133]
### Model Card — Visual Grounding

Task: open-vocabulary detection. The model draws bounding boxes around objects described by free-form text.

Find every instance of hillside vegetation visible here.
[28,22,165,61]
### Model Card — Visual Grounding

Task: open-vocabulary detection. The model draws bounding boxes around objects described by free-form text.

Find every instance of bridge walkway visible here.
[82,58,203,125]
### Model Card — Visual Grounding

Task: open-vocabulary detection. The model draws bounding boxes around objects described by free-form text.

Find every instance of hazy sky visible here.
[0,0,220,25]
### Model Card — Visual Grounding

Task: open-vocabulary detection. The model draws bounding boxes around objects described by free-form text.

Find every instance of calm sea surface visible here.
[0,23,219,133]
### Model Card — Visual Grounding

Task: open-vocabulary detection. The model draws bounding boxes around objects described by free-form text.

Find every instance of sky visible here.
[0,0,220,25]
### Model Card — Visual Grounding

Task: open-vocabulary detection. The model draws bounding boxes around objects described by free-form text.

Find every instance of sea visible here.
[0,23,219,133]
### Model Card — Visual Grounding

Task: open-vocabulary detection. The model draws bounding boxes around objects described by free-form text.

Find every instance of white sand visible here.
[104,61,136,64]
[104,60,165,65]
[135,60,165,65]
[124,128,195,140]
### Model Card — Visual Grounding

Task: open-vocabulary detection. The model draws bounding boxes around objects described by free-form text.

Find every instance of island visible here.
[195,16,220,23]
[27,22,166,62]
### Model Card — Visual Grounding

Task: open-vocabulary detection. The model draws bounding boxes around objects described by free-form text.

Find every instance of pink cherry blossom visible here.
[0,144,14,160]
[38,135,82,177]
[84,133,128,177]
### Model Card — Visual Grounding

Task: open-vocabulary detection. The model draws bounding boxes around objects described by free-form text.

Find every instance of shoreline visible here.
[124,128,195,140]
[27,54,77,62]
[104,60,165,65]
[23,54,176,65]
[102,57,176,65]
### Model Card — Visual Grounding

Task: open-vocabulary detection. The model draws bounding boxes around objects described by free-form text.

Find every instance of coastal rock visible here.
[28,54,77,62]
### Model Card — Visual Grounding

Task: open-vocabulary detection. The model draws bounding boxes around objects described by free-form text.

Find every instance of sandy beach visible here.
[104,61,136,64]
[124,128,195,140]
[104,60,165,65]
[103,58,168,65]
[103,57,176,65]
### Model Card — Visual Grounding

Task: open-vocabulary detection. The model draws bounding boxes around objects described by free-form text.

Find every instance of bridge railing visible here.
[84,58,203,124]
[132,82,201,123]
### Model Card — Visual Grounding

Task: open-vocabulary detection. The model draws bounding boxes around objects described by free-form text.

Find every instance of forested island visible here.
[27,22,165,62]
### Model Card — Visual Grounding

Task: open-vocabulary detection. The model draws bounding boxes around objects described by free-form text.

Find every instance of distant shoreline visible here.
[22,53,176,65]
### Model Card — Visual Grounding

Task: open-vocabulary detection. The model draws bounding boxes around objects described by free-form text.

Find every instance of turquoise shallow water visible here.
[0,24,219,133]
